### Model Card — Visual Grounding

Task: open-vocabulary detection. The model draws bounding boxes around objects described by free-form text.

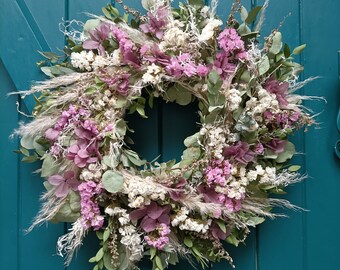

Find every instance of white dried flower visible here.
[92,55,109,69]
[142,63,163,85]
[110,49,123,66]
[128,196,145,208]
[198,18,223,42]
[159,25,189,50]
[70,51,94,71]
[226,88,242,112]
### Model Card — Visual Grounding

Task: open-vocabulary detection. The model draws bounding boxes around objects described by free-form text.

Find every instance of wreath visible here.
[15,0,315,269]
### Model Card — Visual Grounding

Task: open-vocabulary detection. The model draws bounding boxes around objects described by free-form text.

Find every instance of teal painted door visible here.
[1,0,340,269]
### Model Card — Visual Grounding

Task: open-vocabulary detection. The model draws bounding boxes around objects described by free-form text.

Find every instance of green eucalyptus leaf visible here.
[142,0,155,10]
[102,155,118,169]
[20,147,30,156]
[102,170,124,193]
[247,216,265,226]
[240,6,248,22]
[116,119,127,137]
[269,32,282,55]
[96,231,103,240]
[136,105,148,118]
[187,0,204,7]
[83,19,101,36]
[22,155,39,163]
[168,252,179,265]
[155,256,164,270]
[89,257,97,263]
[41,154,60,177]
[245,6,262,24]
[208,70,220,85]
[95,248,104,262]
[118,243,129,270]
[150,247,157,259]
[284,43,291,58]
[85,86,97,95]
[102,7,113,19]
[166,85,192,106]
[288,165,301,172]
[20,134,35,149]
[184,237,193,248]
[69,190,81,212]
[258,55,270,75]
[292,44,306,55]
[263,149,278,159]
[184,132,201,147]
[51,199,80,223]
[103,252,114,270]
[116,96,128,108]
[216,220,227,233]
[226,234,240,247]
[182,147,201,161]
[276,141,296,163]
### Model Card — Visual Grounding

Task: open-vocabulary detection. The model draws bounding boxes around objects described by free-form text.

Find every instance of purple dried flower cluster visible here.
[144,223,171,250]
[78,181,104,230]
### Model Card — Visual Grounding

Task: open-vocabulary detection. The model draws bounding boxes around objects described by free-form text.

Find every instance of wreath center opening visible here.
[126,98,200,163]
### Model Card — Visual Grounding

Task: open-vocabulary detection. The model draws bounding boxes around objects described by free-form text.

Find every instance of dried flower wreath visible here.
[14,0,315,269]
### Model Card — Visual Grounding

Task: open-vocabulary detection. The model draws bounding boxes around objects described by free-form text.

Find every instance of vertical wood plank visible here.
[0,59,20,270]
[302,0,340,269]
[256,1,307,270]
[1,0,68,269]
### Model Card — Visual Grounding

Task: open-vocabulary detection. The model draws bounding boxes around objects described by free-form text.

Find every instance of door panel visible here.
[1,0,340,270]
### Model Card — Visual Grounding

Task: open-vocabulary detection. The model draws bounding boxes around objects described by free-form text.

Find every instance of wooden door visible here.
[1,0,340,269]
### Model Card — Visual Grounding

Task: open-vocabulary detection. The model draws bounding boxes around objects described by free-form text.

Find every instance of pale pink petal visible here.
[48,175,65,186]
[147,202,164,220]
[68,144,80,154]
[54,183,69,198]
[45,128,60,141]
[74,156,87,168]
[78,149,89,158]
[129,208,147,220]
[140,217,157,232]
[83,40,100,50]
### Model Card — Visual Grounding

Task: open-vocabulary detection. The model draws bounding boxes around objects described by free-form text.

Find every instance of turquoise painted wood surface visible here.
[1,0,340,269]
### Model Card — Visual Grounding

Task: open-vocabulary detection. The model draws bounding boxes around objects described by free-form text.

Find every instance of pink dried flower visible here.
[198,185,243,213]
[111,26,140,67]
[129,201,171,233]
[48,171,79,198]
[211,222,230,240]
[218,28,246,59]
[166,53,205,78]
[266,138,286,154]
[214,51,237,79]
[83,23,112,55]
[169,177,187,201]
[75,120,99,140]
[205,159,231,186]
[45,128,60,141]
[141,44,171,66]
[78,181,104,230]
[100,73,131,96]
[223,141,255,165]
[264,77,289,108]
[67,141,98,168]
[254,143,264,155]
[140,7,169,39]
[144,223,171,250]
